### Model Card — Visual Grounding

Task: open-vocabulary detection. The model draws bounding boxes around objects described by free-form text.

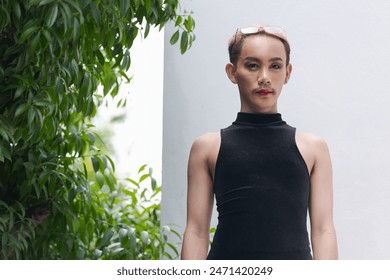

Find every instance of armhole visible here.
[212,129,223,191]
[293,128,311,179]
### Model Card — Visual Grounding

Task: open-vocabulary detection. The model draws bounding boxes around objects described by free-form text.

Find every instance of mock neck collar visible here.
[233,112,285,126]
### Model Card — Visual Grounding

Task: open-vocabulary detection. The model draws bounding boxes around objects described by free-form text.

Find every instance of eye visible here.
[271,64,282,70]
[246,63,259,70]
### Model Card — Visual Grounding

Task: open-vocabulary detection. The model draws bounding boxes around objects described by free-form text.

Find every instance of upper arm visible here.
[185,134,216,237]
[308,137,335,234]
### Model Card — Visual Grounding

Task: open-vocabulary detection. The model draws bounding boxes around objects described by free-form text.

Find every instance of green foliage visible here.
[27,163,180,260]
[0,0,194,259]
[93,165,181,260]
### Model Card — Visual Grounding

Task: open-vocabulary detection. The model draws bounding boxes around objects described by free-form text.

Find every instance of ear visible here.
[225,63,237,84]
[284,63,292,84]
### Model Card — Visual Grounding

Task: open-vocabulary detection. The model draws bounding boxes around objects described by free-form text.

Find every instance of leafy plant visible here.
[0,0,194,259]
[91,164,181,260]
[24,162,180,260]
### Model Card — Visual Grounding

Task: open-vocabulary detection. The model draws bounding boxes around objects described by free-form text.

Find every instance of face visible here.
[226,34,292,113]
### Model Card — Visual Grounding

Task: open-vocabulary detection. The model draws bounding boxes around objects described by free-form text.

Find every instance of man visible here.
[181,25,338,260]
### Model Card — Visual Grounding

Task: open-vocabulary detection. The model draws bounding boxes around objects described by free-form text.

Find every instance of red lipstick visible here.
[257,89,273,96]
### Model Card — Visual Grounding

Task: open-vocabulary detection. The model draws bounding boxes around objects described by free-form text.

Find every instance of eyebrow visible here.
[243,56,284,63]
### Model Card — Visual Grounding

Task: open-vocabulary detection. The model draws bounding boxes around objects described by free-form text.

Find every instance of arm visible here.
[181,135,215,260]
[309,137,338,259]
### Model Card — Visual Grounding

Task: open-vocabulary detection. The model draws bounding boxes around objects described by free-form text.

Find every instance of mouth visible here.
[256,88,274,96]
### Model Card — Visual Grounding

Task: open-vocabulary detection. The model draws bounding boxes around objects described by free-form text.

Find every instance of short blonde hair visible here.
[228,30,291,66]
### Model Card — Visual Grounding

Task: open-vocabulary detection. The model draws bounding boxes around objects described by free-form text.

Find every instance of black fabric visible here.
[207,112,312,260]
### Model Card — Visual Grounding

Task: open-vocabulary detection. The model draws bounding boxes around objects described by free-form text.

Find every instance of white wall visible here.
[162,0,390,259]
[95,28,164,182]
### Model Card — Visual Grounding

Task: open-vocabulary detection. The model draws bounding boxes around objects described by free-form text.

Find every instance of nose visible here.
[258,68,271,85]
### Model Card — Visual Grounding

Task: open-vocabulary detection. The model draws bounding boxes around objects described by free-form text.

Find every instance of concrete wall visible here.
[162,0,390,259]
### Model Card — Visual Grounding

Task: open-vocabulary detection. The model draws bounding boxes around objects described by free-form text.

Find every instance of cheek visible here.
[271,73,286,84]
[236,72,257,85]
[238,78,256,89]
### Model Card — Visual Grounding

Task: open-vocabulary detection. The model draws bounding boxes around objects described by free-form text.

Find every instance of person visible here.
[181,24,338,260]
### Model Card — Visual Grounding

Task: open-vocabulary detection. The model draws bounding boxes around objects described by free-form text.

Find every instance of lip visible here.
[256,88,274,96]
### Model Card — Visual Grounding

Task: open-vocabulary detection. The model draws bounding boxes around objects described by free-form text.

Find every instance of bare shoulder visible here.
[296,131,329,151]
[189,132,221,175]
[190,132,220,154]
[296,131,331,171]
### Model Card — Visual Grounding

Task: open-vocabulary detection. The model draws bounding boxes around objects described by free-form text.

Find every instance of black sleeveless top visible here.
[207,112,312,260]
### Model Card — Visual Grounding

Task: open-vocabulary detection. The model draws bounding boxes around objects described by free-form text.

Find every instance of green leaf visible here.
[125,178,139,187]
[100,227,115,247]
[0,6,11,25]
[87,132,96,143]
[180,31,189,54]
[13,1,22,19]
[139,174,149,183]
[120,50,131,71]
[170,30,179,45]
[2,233,9,254]
[66,0,83,15]
[42,29,52,43]
[66,236,73,252]
[151,177,157,191]
[150,187,161,199]
[95,178,106,193]
[39,0,56,6]
[122,188,138,206]
[0,200,11,211]
[106,242,121,250]
[76,248,85,260]
[175,16,182,27]
[0,127,9,141]
[112,247,124,254]
[71,59,80,83]
[90,2,101,23]
[145,0,152,15]
[105,155,116,172]
[169,228,182,240]
[27,107,36,125]
[141,231,149,244]
[72,18,80,42]
[166,242,179,257]
[59,2,72,32]
[120,0,130,16]
[138,164,148,173]
[14,87,25,99]
[0,145,12,162]
[33,182,41,199]
[0,6,10,25]
[33,95,51,107]
[8,212,15,231]
[20,25,40,42]
[15,103,29,117]
[184,15,195,32]
[46,3,59,28]
[96,49,105,65]
[93,249,102,259]
[16,202,26,218]
[144,23,151,38]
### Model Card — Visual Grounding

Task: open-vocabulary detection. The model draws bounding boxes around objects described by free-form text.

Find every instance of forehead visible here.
[239,35,287,62]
